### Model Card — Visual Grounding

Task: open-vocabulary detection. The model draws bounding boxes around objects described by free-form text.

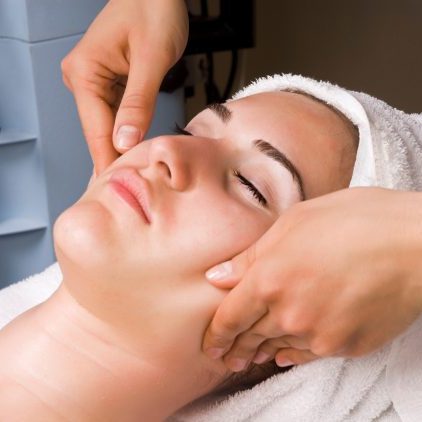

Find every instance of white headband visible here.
[231,74,375,187]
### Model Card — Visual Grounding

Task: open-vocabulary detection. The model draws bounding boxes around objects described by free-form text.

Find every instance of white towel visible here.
[171,74,422,422]
[1,74,422,422]
[0,262,61,328]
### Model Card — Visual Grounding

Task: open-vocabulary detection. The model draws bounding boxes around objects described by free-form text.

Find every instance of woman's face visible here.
[54,91,356,286]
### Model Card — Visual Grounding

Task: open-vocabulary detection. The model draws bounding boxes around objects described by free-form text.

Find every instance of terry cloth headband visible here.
[230,74,374,188]
[172,75,422,421]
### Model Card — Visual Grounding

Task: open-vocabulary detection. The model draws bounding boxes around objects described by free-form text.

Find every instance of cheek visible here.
[157,194,273,275]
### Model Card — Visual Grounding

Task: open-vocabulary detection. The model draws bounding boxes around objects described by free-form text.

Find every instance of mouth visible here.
[108,168,152,224]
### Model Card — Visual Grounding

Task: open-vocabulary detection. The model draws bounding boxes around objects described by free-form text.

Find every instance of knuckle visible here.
[60,57,74,89]
[265,337,289,351]
[210,310,241,343]
[255,276,281,303]
[209,334,230,349]
[231,343,257,358]
[279,310,311,336]
[241,331,266,350]
[271,336,291,349]
[60,54,96,93]
[220,316,241,335]
[60,52,83,78]
[119,91,154,113]
[62,51,110,86]
[60,55,72,75]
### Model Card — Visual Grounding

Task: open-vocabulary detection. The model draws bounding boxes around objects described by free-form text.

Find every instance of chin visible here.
[53,200,116,274]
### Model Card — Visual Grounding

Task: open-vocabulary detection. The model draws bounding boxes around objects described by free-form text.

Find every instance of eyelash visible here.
[233,170,268,207]
[173,122,192,136]
[172,122,267,208]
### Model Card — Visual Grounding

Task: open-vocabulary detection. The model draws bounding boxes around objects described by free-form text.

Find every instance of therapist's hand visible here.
[203,187,422,372]
[61,0,188,174]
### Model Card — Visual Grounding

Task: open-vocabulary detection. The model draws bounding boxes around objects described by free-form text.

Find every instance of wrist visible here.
[397,191,422,312]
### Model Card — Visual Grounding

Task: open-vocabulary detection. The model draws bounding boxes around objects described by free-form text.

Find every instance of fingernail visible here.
[229,358,248,372]
[205,347,225,360]
[117,125,140,149]
[205,261,233,281]
[276,357,294,368]
[253,351,271,364]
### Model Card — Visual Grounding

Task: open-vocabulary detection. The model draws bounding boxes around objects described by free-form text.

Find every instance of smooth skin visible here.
[203,187,422,370]
[0,91,355,420]
[61,0,188,174]
[63,0,422,373]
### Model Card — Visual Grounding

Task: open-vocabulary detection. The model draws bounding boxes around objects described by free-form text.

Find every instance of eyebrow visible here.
[207,103,232,123]
[206,102,306,200]
[254,139,306,200]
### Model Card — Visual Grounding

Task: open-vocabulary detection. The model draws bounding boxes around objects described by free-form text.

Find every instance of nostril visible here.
[149,139,190,191]
[158,161,172,179]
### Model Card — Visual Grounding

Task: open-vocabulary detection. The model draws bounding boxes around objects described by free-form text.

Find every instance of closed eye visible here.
[233,170,268,207]
[172,122,193,136]
[173,122,267,208]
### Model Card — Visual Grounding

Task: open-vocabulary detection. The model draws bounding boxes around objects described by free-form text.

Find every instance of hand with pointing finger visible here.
[203,187,422,372]
[61,0,188,174]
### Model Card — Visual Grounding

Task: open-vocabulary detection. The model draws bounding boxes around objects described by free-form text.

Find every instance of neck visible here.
[0,279,227,420]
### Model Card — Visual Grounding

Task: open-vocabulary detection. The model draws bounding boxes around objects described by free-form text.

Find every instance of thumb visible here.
[205,243,257,288]
[113,51,164,152]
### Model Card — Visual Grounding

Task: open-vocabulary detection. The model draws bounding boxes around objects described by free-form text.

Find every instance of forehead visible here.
[227,91,344,131]
[190,91,355,198]
[192,91,347,141]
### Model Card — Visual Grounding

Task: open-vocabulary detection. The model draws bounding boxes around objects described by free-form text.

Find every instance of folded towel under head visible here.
[172,74,422,422]
[2,74,422,422]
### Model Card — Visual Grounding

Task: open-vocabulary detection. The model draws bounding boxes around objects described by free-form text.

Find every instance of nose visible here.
[147,136,193,191]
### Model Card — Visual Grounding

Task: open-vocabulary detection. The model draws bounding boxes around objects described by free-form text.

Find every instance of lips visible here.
[108,168,152,224]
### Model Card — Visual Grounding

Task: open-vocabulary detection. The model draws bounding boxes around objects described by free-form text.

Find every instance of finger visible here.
[272,335,310,350]
[221,312,290,369]
[252,340,279,365]
[74,89,120,174]
[275,348,320,367]
[113,49,164,152]
[252,335,310,365]
[225,313,310,369]
[222,322,268,372]
[205,242,258,288]
[203,275,267,359]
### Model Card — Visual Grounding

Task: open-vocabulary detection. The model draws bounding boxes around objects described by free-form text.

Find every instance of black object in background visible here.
[161,0,255,103]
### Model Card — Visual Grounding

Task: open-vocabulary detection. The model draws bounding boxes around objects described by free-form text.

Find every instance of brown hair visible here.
[213,360,291,396]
